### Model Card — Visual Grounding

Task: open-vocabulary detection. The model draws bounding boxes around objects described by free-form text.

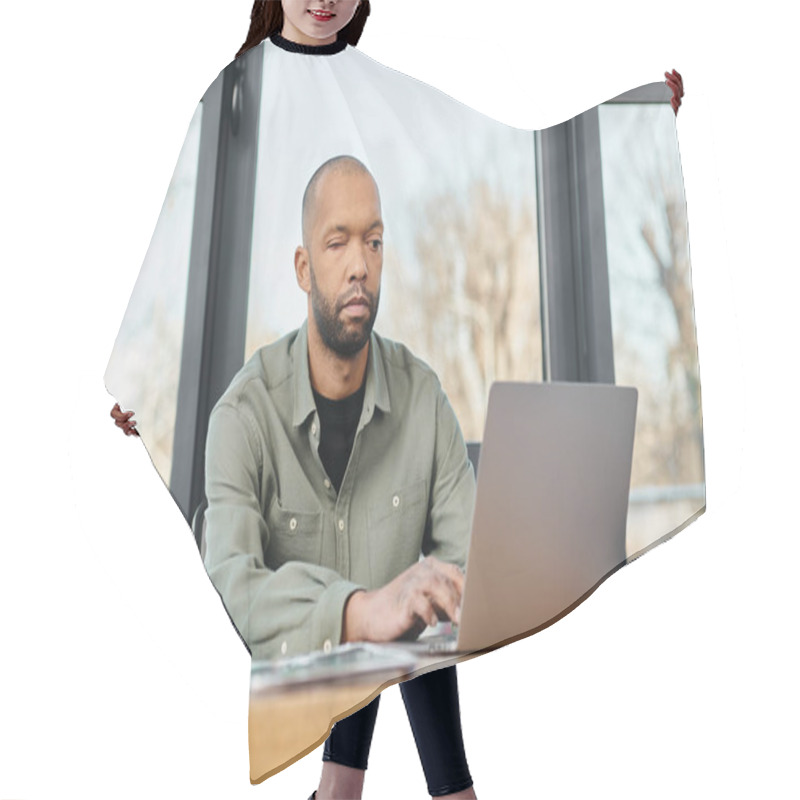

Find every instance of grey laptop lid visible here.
[456,381,637,653]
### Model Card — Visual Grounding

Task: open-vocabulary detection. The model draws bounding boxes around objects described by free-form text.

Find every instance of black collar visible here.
[270,32,348,56]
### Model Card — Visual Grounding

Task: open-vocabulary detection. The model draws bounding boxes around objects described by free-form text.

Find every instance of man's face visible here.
[304,169,383,357]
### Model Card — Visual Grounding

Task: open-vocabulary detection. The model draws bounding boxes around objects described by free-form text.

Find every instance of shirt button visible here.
[323,639,332,653]
[280,641,288,655]
[289,517,297,531]
[392,495,400,508]
[324,478,331,489]
[338,519,345,531]
[311,423,317,436]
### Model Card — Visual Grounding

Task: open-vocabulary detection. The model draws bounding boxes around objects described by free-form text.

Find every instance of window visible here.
[160,61,704,559]
[598,100,705,554]
[105,101,203,484]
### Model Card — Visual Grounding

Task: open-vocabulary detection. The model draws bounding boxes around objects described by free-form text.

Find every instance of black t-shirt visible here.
[312,380,367,494]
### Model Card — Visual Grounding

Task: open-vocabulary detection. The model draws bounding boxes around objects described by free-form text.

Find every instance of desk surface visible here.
[248,649,476,784]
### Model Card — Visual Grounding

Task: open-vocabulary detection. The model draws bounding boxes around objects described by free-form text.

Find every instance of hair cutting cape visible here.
[105,34,704,781]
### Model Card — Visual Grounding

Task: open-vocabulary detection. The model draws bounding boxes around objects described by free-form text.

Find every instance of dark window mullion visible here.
[170,47,264,522]
[537,106,615,384]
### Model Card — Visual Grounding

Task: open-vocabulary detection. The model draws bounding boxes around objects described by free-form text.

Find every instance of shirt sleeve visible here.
[422,387,476,569]
[203,403,364,660]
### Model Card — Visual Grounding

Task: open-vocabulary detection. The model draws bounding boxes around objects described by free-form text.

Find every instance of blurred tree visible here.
[388,179,541,441]
[640,173,704,485]
[604,105,704,489]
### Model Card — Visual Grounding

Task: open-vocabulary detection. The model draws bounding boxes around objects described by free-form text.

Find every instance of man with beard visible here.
[203,155,474,662]
[204,156,477,799]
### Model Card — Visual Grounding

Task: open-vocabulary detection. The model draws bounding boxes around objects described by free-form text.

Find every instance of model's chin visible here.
[333,319,373,356]
[341,325,370,348]
[330,336,369,359]
[312,294,376,357]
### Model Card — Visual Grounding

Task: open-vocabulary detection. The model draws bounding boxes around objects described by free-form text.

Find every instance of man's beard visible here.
[309,265,380,358]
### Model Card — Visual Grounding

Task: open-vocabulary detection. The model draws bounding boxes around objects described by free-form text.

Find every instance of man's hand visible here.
[342,556,464,644]
[110,403,139,437]
[665,69,684,115]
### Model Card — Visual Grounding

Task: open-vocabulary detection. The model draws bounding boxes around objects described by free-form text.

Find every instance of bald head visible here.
[301,156,379,248]
[294,155,384,362]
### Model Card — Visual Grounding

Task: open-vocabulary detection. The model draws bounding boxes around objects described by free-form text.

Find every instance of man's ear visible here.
[295,246,311,294]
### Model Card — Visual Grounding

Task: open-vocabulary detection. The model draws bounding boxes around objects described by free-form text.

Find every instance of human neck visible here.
[280,20,337,47]
[307,324,369,400]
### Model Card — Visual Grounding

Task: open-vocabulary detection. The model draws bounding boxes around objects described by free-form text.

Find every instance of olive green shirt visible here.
[203,323,475,661]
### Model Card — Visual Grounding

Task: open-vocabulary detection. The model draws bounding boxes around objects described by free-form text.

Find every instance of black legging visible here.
[322,665,473,797]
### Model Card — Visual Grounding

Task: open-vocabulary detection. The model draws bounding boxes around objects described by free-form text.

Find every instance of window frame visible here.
[170,47,264,521]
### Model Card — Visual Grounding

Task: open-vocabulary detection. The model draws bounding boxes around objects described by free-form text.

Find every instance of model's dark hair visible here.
[236,1,371,59]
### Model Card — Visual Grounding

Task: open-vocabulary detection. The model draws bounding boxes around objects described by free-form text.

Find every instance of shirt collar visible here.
[367,332,392,417]
[291,322,391,428]
[292,322,317,428]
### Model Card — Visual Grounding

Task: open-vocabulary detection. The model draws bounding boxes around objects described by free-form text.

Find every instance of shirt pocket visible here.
[264,500,323,569]
[366,477,429,587]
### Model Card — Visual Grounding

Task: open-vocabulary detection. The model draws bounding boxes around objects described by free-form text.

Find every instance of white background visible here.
[1,1,798,798]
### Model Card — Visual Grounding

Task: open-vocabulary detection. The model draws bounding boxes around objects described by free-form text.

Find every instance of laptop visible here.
[251,381,638,684]
[403,380,638,655]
